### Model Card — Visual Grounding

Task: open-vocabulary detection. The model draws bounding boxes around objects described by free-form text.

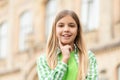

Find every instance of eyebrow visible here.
[68,23,75,25]
[57,22,75,25]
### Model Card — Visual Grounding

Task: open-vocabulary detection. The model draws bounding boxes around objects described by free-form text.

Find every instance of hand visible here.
[59,40,72,63]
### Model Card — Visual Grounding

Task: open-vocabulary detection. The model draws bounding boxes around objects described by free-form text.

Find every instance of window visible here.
[45,0,57,39]
[81,0,99,31]
[0,22,8,58]
[19,11,33,51]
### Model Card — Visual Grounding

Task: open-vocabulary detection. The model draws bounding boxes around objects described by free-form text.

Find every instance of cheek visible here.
[73,29,78,38]
[56,28,60,38]
[75,31,78,36]
[74,28,78,35]
[74,33,77,40]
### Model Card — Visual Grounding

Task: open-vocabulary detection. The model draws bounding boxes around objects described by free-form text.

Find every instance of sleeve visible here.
[36,55,68,80]
[86,51,98,80]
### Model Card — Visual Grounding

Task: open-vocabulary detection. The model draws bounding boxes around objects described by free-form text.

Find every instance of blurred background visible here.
[0,0,120,80]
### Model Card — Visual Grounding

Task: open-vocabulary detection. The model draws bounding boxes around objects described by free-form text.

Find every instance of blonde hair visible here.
[46,10,88,80]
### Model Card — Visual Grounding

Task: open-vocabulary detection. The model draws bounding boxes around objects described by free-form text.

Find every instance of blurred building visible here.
[0,0,120,80]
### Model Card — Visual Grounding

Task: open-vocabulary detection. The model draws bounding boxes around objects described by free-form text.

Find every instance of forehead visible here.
[57,15,76,24]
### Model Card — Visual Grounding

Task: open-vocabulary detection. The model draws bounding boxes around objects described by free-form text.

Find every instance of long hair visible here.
[46,10,88,80]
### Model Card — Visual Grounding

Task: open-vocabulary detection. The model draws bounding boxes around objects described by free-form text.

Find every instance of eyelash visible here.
[69,25,75,27]
[58,25,64,27]
[58,24,75,28]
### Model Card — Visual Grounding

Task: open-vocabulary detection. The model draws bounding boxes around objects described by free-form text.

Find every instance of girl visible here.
[37,10,98,80]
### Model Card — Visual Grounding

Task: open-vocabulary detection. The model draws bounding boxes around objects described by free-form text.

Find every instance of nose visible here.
[63,25,69,32]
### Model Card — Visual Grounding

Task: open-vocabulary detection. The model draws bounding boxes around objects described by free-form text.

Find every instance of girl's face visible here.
[56,15,78,45]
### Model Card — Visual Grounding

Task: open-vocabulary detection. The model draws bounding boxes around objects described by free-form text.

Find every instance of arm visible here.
[36,55,67,80]
[86,51,98,80]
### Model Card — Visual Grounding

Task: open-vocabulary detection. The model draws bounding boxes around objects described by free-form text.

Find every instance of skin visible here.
[56,15,78,63]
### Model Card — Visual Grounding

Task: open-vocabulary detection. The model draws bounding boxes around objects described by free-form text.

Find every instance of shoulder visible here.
[36,53,46,64]
[37,53,46,60]
[87,51,98,78]
[88,50,96,59]
[88,50,97,64]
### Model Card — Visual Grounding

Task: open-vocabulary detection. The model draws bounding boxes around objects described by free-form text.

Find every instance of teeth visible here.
[63,35,70,37]
[64,35,68,36]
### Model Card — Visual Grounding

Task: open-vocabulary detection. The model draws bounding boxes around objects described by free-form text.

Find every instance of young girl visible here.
[37,10,98,80]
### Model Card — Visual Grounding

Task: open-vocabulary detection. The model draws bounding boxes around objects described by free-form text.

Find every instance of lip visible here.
[62,34,71,36]
[62,34,72,39]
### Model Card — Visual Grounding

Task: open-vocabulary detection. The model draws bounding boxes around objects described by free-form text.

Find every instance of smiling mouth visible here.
[62,34,72,39]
